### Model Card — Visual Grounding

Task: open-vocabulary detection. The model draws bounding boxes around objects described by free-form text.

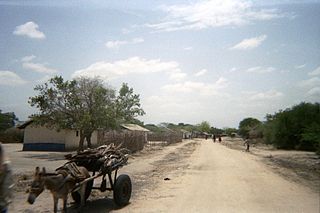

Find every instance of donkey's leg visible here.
[63,196,68,213]
[80,183,87,207]
[53,196,58,213]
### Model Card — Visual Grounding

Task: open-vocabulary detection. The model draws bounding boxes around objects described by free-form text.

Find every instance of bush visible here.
[238,117,261,138]
[263,102,320,153]
[0,127,24,143]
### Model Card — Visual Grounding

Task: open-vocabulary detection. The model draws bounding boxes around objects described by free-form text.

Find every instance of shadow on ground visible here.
[67,197,128,213]
[23,153,67,161]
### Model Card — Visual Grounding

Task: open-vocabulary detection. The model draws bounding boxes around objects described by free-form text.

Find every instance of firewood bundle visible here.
[65,144,129,174]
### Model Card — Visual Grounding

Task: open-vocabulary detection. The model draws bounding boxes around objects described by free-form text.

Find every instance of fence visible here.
[147,132,182,144]
[98,130,146,152]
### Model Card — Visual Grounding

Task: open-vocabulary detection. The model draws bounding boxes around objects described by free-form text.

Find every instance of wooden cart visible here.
[64,145,132,207]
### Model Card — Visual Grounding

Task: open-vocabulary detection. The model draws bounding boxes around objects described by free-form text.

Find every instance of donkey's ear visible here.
[42,167,46,174]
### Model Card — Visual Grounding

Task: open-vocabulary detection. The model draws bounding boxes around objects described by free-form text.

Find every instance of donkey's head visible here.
[27,167,46,204]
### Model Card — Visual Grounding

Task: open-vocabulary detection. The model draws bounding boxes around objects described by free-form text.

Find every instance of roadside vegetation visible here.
[0,110,23,143]
[238,102,320,154]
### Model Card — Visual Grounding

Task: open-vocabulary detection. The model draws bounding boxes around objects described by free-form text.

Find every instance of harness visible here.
[56,162,87,182]
[55,162,87,191]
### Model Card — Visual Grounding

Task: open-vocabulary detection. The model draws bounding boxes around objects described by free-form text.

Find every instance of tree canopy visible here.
[197,121,211,133]
[29,76,145,150]
[0,110,17,132]
[263,102,320,153]
[115,83,145,125]
[238,117,261,138]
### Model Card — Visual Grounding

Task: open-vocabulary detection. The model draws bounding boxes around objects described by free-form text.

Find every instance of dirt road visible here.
[6,139,320,212]
[122,140,319,213]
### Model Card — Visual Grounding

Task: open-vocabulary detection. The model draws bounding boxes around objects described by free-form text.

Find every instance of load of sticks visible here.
[65,143,130,174]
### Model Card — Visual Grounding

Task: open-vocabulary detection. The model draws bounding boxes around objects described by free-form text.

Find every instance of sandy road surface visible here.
[5,140,199,212]
[3,143,69,173]
[4,139,320,213]
[123,140,319,213]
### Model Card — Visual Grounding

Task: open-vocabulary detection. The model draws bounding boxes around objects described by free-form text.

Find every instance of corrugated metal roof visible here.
[121,124,150,132]
[17,120,33,129]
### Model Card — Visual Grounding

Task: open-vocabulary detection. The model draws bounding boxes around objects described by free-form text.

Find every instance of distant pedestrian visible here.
[0,143,14,213]
[213,135,216,142]
[218,135,222,142]
[244,138,250,152]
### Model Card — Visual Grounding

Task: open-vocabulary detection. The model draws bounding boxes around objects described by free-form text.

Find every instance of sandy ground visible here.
[3,138,320,213]
[221,138,320,192]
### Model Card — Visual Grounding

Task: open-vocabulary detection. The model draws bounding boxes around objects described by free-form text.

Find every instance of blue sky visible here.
[0,0,319,128]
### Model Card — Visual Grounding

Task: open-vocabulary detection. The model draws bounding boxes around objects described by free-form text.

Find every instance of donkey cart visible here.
[64,144,132,207]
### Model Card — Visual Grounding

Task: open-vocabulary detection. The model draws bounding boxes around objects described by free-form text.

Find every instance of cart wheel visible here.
[113,174,132,207]
[71,179,93,204]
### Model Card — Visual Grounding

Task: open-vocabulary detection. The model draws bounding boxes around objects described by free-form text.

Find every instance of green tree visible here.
[29,76,145,150]
[197,121,211,133]
[223,127,238,136]
[75,77,117,148]
[238,117,261,138]
[115,83,145,125]
[0,110,17,132]
[263,102,320,152]
[301,123,320,154]
[210,127,223,135]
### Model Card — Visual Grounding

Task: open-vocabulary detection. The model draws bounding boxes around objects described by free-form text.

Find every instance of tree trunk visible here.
[78,130,85,152]
[85,131,93,148]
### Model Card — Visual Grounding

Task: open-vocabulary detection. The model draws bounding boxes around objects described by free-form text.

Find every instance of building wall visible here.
[23,126,66,151]
[65,130,98,150]
[65,130,79,150]
[23,125,100,151]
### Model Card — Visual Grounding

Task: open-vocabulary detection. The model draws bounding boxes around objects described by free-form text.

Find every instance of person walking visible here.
[213,134,216,143]
[244,137,250,152]
[0,143,14,213]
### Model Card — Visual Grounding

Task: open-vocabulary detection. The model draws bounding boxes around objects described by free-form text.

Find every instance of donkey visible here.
[27,166,90,213]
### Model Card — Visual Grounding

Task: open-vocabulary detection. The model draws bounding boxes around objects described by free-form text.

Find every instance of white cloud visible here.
[21,56,57,74]
[307,87,320,97]
[121,28,132,34]
[295,64,306,69]
[229,67,237,73]
[308,66,320,76]
[194,69,207,77]
[105,37,144,49]
[183,46,193,51]
[162,81,214,95]
[0,71,27,86]
[246,66,275,74]
[36,75,52,83]
[143,78,231,125]
[162,77,229,96]
[72,57,186,81]
[22,62,57,74]
[147,0,282,32]
[169,72,187,81]
[230,35,267,50]
[132,37,144,44]
[105,40,128,49]
[248,89,283,101]
[13,21,45,39]
[21,55,36,62]
[299,77,320,88]
[215,77,229,89]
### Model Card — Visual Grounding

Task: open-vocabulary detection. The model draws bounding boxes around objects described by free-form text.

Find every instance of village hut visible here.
[18,120,98,151]
[181,129,192,139]
[120,124,150,143]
